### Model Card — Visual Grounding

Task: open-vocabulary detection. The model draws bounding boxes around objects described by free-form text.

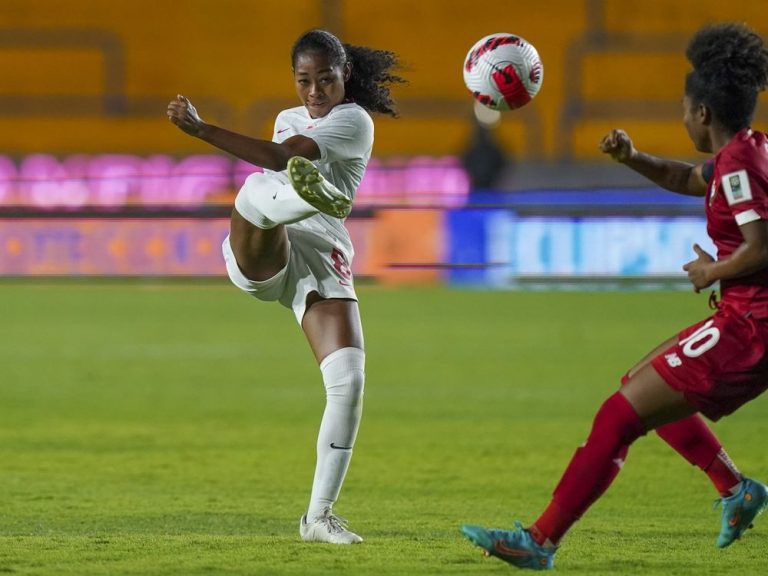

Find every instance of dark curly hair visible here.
[685,22,768,133]
[291,29,405,117]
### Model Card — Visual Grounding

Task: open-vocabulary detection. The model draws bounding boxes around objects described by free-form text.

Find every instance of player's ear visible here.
[343,62,352,82]
[699,103,712,125]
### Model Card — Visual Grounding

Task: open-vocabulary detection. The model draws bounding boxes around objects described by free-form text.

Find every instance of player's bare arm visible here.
[599,129,707,197]
[683,219,768,292]
[166,94,320,170]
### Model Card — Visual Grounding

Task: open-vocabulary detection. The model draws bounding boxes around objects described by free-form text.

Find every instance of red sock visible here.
[622,374,741,497]
[530,392,645,545]
[529,500,576,547]
[656,415,741,496]
[705,450,742,496]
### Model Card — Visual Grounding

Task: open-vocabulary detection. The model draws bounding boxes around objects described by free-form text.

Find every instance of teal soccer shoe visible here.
[461,521,555,570]
[715,477,768,548]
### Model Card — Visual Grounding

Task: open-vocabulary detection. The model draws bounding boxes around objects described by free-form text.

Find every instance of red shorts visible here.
[651,303,768,421]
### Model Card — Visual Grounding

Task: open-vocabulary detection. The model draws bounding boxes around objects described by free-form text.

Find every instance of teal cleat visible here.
[461,521,555,570]
[715,477,768,548]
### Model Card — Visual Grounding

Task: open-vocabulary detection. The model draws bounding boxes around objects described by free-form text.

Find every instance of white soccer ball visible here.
[463,33,544,111]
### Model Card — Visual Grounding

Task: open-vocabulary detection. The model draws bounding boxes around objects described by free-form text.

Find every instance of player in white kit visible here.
[167,29,403,544]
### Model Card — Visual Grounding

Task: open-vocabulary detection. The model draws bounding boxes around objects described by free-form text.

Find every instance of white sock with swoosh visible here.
[307,347,365,520]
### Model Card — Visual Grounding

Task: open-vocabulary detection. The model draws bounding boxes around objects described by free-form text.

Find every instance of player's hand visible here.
[682,243,716,292]
[599,129,636,163]
[167,94,205,136]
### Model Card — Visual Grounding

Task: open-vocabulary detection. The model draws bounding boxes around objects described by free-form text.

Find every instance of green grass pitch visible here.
[1,280,767,575]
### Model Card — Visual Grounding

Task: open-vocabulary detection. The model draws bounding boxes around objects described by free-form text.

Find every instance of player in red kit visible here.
[461,22,768,570]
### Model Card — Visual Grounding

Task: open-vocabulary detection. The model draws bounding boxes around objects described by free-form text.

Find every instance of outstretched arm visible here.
[599,129,707,197]
[166,94,319,171]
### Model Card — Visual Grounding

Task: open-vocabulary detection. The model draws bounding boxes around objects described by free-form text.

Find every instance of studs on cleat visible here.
[286,156,352,219]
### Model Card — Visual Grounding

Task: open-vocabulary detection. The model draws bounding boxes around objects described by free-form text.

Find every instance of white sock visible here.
[307,347,365,520]
[234,172,317,228]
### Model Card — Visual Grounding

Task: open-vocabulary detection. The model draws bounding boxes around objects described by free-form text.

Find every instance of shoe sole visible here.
[287,156,351,219]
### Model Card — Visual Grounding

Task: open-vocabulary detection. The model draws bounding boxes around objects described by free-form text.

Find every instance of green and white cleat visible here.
[287,156,352,219]
[715,477,768,548]
[300,508,363,544]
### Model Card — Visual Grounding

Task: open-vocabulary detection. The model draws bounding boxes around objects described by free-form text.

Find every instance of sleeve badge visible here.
[721,169,753,205]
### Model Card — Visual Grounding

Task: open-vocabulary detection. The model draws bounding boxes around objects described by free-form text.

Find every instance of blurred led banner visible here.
[0,217,389,277]
[1,207,717,282]
[0,219,231,275]
[447,209,717,286]
[0,154,469,210]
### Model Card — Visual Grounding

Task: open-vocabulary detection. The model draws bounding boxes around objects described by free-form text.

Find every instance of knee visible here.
[590,392,647,446]
[328,368,365,407]
[234,173,279,229]
[320,347,365,406]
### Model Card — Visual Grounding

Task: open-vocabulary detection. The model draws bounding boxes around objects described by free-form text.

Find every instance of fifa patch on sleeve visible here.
[721,169,753,205]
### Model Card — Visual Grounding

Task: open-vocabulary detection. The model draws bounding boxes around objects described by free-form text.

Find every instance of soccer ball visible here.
[463,33,543,111]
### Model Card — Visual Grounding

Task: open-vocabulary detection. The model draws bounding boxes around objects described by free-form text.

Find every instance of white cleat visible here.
[299,508,363,544]
[287,156,352,219]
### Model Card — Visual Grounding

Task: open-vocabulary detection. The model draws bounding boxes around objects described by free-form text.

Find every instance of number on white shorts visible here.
[331,248,352,280]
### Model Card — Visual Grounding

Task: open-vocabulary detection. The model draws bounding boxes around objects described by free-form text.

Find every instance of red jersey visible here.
[706,128,768,318]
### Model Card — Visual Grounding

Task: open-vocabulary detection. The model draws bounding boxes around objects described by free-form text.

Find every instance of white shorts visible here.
[221,218,357,325]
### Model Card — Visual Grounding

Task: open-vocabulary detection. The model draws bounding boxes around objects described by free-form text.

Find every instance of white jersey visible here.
[266,103,374,241]
[225,102,373,322]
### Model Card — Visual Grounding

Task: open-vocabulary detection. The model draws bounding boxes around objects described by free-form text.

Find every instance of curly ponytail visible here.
[342,44,405,117]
